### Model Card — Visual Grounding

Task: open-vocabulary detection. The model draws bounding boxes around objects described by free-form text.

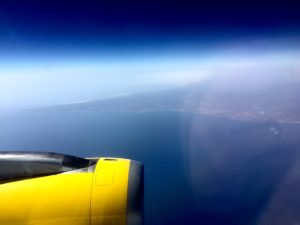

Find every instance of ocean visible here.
[1,111,300,225]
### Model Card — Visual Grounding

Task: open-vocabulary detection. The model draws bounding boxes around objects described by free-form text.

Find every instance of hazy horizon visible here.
[1,48,300,112]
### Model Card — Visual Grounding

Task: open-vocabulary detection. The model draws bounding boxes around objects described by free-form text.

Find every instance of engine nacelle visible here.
[0,152,143,225]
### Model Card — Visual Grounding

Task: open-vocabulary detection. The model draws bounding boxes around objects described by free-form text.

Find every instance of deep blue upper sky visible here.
[1,0,300,56]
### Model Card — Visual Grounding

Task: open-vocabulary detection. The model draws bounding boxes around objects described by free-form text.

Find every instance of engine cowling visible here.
[0,152,143,225]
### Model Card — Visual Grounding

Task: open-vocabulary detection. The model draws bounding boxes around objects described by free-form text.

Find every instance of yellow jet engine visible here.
[0,152,143,225]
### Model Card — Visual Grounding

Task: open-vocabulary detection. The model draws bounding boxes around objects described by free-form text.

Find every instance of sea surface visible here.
[1,111,300,225]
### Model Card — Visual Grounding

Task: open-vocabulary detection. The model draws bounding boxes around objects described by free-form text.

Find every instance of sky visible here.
[0,0,300,111]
